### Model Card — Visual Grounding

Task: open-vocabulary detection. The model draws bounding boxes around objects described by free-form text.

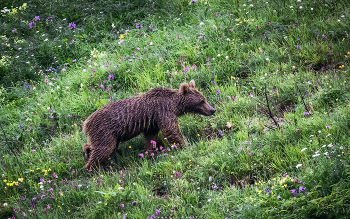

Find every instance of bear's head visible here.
[179,80,215,116]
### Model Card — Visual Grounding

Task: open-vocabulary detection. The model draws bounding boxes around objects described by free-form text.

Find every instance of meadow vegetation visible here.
[0,0,350,218]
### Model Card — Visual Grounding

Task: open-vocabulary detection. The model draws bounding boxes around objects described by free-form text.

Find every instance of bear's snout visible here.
[202,103,215,116]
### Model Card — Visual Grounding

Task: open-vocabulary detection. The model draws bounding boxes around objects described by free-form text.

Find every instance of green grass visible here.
[1,0,350,218]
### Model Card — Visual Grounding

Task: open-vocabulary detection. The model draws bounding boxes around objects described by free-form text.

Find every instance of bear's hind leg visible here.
[84,137,119,171]
[82,144,91,163]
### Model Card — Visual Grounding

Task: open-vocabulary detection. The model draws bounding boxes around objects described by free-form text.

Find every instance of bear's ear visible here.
[189,80,195,88]
[179,82,190,95]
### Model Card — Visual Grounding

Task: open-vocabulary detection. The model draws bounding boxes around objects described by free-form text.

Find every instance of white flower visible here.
[57,86,60,89]
[312,154,320,157]
[204,2,207,4]
[340,146,343,149]
[226,56,229,59]
[200,22,204,26]
[66,87,69,89]
[227,38,230,41]
[250,4,253,7]
[301,148,307,152]
[80,83,83,87]
[266,58,269,61]
[26,118,32,121]
[44,38,48,41]
[3,203,8,207]
[243,4,246,6]
[297,0,301,2]
[300,6,302,9]
[311,8,313,10]
[150,42,153,45]
[322,145,326,147]
[208,199,211,202]
[217,54,221,57]
[290,6,293,8]
[324,152,328,155]
[49,82,53,86]
[296,164,302,168]
[310,135,314,137]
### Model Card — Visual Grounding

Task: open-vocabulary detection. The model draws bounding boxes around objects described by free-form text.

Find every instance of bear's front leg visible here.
[144,128,160,153]
[160,119,185,147]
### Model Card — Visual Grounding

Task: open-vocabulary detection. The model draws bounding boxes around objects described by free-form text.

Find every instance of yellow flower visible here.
[129,146,131,148]
[48,168,51,171]
[30,170,34,173]
[36,168,40,170]
[119,34,124,39]
[19,178,23,182]
[197,134,200,136]
[258,190,262,194]
[3,179,7,182]
[284,184,287,187]
[197,187,200,189]
[189,160,191,162]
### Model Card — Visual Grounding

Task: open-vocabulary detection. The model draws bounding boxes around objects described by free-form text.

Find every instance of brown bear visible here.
[82,80,215,170]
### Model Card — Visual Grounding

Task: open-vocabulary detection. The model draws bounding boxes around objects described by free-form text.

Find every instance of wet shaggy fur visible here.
[82,80,215,170]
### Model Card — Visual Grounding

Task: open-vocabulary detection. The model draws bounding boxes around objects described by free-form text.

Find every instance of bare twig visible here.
[264,84,279,127]
[296,83,309,112]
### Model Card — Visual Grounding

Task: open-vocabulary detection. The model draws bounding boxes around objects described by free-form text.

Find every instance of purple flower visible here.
[283,174,287,177]
[53,173,58,178]
[12,28,18,35]
[29,22,36,29]
[296,129,299,132]
[159,58,162,62]
[147,196,151,200]
[106,87,110,92]
[326,126,330,129]
[132,201,137,206]
[164,153,168,156]
[139,153,144,158]
[136,23,142,29]
[69,22,76,29]
[192,64,197,70]
[299,186,306,193]
[248,151,252,155]
[155,209,160,215]
[190,0,196,3]
[120,204,124,208]
[322,34,327,39]
[290,189,297,197]
[47,204,50,209]
[35,16,40,21]
[296,45,300,49]
[277,195,281,200]
[267,22,271,25]
[46,17,52,21]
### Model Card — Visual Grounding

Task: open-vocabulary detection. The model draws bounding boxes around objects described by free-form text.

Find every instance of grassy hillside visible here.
[1,0,350,218]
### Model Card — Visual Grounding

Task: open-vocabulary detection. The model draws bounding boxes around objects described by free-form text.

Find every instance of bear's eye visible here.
[200,100,205,104]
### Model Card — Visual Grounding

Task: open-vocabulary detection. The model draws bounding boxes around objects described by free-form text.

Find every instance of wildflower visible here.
[277,195,280,200]
[267,22,271,25]
[46,17,52,21]
[248,151,252,155]
[53,173,58,178]
[301,148,307,152]
[69,22,76,29]
[45,78,49,83]
[138,153,144,158]
[290,189,297,196]
[299,186,306,193]
[296,129,299,132]
[309,140,312,143]
[209,176,212,182]
[296,164,302,168]
[155,209,160,215]
[29,22,36,29]
[296,45,300,49]
[326,126,330,129]
[12,28,18,35]
[322,34,327,39]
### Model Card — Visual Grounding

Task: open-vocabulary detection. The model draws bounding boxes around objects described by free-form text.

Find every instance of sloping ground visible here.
[0,0,350,218]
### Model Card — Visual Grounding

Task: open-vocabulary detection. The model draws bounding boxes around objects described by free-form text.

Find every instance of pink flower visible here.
[326,126,330,129]
[106,87,110,92]
[138,153,144,158]
[248,151,252,155]
[177,35,180,38]
[120,204,124,208]
[93,69,96,72]
[267,22,271,25]
[53,173,58,178]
